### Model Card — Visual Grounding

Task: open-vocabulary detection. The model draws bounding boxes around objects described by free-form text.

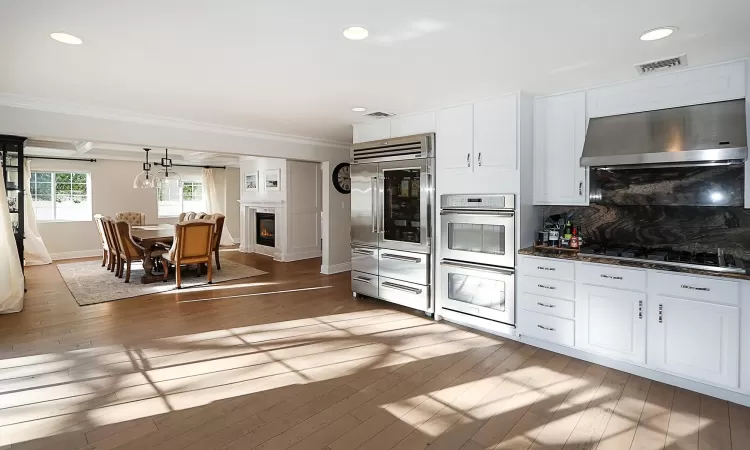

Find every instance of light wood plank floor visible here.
[1,251,749,450]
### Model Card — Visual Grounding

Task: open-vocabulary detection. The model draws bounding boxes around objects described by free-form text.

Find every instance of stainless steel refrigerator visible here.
[350,133,435,314]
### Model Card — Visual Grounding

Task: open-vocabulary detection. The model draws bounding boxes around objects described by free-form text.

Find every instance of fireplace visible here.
[256,212,276,247]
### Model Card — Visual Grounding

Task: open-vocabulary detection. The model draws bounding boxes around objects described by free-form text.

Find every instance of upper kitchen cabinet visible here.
[533,91,588,205]
[436,94,518,177]
[389,112,436,138]
[352,120,391,144]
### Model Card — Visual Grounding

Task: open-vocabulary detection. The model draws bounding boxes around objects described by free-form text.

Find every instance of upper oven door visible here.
[378,159,432,254]
[440,209,515,268]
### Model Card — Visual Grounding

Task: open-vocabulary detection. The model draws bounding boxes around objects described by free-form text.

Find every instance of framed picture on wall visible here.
[264,169,281,191]
[244,172,259,191]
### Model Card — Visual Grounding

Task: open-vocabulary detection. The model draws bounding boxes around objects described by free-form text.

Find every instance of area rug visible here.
[58,259,267,306]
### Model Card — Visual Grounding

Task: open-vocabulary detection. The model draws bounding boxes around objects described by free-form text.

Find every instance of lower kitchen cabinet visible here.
[648,294,740,389]
[576,284,646,365]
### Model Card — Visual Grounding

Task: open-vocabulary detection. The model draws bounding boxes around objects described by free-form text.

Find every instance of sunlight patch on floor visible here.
[176,285,334,303]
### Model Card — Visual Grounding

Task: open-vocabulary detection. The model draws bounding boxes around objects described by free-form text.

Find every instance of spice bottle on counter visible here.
[570,226,580,249]
[548,229,560,247]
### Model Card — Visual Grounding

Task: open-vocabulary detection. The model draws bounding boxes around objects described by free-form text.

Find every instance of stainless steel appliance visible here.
[439,194,516,326]
[350,133,435,313]
[579,244,746,274]
[581,100,747,169]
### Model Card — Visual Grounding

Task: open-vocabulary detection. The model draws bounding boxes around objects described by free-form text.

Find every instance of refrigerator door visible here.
[378,159,431,254]
[351,163,379,247]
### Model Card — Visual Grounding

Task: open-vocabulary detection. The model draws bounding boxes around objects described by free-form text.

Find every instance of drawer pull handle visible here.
[353,276,373,283]
[600,274,623,280]
[638,300,643,319]
[382,253,422,263]
[382,281,423,295]
[537,302,555,308]
[537,325,556,331]
[681,284,710,292]
[538,284,556,290]
[537,266,555,271]
[353,250,375,256]
[658,304,663,323]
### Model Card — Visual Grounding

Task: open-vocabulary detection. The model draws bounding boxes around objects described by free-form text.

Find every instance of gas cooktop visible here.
[578,244,746,274]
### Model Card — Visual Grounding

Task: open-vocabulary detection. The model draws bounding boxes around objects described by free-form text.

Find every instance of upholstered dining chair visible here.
[102,217,120,273]
[115,211,146,226]
[114,220,166,283]
[161,220,215,289]
[94,214,110,268]
[209,213,226,270]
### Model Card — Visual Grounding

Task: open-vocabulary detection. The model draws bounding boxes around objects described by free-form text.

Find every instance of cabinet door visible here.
[390,112,435,138]
[473,95,517,173]
[648,295,740,389]
[576,284,646,365]
[353,120,391,144]
[436,104,474,175]
[533,92,588,205]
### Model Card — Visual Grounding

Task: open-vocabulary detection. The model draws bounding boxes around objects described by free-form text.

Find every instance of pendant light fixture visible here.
[132,148,155,188]
[153,148,183,190]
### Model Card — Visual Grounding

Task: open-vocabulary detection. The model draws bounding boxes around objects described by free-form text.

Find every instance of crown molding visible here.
[0,93,350,149]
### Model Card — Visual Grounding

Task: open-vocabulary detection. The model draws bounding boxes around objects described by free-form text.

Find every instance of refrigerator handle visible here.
[371,176,378,233]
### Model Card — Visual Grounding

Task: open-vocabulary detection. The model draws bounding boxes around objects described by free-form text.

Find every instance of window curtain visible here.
[23,160,52,265]
[0,178,24,314]
[202,168,234,246]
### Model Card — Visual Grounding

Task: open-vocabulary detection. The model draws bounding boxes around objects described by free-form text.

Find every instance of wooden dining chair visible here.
[94,214,110,268]
[114,220,166,283]
[209,213,226,270]
[115,211,146,226]
[102,217,120,273]
[161,220,215,289]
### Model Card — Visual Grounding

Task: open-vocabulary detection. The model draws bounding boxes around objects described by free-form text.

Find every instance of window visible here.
[157,181,204,217]
[30,172,92,221]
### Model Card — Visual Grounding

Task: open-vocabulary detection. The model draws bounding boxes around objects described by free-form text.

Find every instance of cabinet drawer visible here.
[577,263,646,292]
[351,246,378,275]
[351,271,378,298]
[379,249,429,285]
[378,277,430,312]
[520,293,575,320]
[519,310,575,347]
[648,271,739,306]
[520,256,574,281]
[522,276,575,301]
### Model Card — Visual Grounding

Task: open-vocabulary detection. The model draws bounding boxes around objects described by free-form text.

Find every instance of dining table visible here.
[131,224,175,284]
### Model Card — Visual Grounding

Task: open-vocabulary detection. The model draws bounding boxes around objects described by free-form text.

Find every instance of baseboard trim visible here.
[321,262,351,275]
[282,250,322,262]
[51,249,102,261]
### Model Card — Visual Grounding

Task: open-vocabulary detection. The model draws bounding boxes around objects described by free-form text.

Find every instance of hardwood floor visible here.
[1,250,749,449]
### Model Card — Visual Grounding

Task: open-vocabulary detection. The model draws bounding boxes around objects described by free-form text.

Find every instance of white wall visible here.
[30,158,239,259]
[239,157,288,203]
[287,160,322,261]
[321,156,352,274]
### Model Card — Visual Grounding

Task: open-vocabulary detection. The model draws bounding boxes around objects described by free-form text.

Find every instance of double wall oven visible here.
[440,194,516,326]
[350,133,435,313]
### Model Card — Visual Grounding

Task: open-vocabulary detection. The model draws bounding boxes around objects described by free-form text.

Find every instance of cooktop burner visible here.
[578,244,745,274]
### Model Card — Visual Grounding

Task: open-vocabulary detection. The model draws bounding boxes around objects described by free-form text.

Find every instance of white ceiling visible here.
[2,0,750,144]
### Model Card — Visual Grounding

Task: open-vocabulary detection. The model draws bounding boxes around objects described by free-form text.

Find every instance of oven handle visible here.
[440,209,514,217]
[440,259,514,276]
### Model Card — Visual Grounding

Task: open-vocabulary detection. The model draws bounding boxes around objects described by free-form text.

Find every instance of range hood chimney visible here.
[580,100,747,169]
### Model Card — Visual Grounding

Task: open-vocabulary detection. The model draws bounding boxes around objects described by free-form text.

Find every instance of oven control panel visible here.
[440,194,514,209]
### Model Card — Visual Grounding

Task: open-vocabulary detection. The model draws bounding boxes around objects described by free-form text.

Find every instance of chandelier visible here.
[132,148,155,188]
[152,148,183,190]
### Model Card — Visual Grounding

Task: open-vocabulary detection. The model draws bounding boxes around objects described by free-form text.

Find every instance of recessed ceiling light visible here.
[351,107,366,112]
[640,27,676,41]
[50,32,83,45]
[343,26,369,41]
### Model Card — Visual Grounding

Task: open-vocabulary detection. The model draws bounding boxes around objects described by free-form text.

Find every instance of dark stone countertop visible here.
[518,246,750,281]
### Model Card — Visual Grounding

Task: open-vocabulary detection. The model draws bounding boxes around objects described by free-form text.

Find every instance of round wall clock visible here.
[332,162,351,194]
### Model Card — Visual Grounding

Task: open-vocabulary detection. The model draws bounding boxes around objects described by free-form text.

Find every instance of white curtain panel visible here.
[23,160,52,265]
[202,168,234,246]
[0,179,25,314]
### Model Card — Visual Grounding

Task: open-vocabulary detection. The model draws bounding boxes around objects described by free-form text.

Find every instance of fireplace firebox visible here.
[256,212,275,247]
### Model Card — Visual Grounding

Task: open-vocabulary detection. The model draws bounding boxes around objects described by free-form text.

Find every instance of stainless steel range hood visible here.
[580,100,748,169]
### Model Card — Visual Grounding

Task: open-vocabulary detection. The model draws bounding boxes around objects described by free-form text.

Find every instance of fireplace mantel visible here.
[238,201,286,260]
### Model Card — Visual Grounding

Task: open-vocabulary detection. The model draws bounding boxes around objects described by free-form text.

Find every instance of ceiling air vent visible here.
[364,111,395,118]
[635,54,687,75]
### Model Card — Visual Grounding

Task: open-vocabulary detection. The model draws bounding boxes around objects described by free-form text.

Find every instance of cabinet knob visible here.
[466,153,471,167]
[579,181,583,196]
[478,152,482,166]
[658,304,663,323]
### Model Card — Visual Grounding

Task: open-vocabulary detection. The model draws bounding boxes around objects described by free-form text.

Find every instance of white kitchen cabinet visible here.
[648,294,740,389]
[389,112,435,138]
[576,284,646,365]
[352,120,391,144]
[473,96,517,172]
[436,104,474,176]
[533,92,588,205]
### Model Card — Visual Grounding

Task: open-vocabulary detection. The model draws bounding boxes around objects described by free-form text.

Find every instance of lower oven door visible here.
[440,259,515,325]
